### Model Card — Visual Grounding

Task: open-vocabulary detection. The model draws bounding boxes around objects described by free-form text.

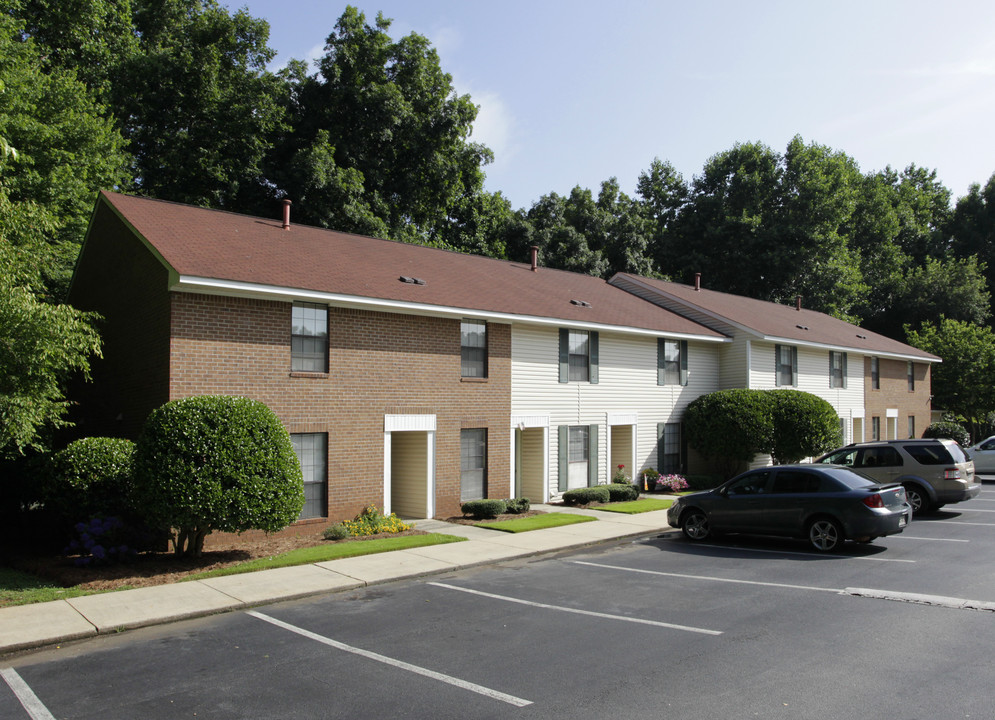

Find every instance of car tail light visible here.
[862,493,884,508]
[943,468,963,480]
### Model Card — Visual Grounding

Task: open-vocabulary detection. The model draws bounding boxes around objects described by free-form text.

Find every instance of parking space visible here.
[4,494,995,719]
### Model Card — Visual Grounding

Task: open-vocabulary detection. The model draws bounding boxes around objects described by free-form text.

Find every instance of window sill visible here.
[461,376,488,383]
[290,371,329,379]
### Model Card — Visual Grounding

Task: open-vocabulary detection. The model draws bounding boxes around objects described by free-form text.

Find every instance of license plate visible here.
[899,514,908,527]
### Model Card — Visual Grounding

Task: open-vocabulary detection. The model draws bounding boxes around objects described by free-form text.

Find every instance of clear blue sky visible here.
[230,0,995,210]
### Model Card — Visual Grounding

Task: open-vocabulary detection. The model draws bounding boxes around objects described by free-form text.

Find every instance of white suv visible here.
[816,439,979,515]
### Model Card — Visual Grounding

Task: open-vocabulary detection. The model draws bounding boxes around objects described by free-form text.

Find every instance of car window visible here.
[823,467,878,489]
[820,449,857,466]
[771,470,822,493]
[858,446,902,468]
[725,471,771,495]
[981,439,995,451]
[904,444,955,465]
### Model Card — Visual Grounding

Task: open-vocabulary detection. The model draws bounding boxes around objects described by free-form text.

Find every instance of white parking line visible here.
[573,562,995,612]
[954,508,995,513]
[572,561,843,594]
[889,535,969,542]
[677,542,915,562]
[0,668,57,720]
[916,520,995,527]
[428,581,723,636]
[247,611,532,708]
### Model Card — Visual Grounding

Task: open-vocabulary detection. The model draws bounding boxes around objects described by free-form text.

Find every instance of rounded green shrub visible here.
[133,395,304,556]
[767,389,843,463]
[923,421,969,446]
[323,523,349,540]
[45,437,136,521]
[461,499,507,519]
[606,483,639,502]
[685,389,774,473]
[562,486,610,506]
[504,497,531,514]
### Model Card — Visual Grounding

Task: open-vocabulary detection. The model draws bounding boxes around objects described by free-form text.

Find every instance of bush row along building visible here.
[68,191,939,530]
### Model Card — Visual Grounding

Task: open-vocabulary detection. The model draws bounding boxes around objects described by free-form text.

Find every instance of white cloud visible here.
[467,89,515,161]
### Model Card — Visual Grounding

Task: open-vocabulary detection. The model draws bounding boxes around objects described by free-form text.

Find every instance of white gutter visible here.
[172,276,731,344]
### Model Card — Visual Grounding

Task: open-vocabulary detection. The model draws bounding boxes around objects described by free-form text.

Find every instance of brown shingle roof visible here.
[96,192,725,339]
[613,273,939,361]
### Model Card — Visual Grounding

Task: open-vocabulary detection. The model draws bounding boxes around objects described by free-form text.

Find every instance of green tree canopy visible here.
[907,318,995,437]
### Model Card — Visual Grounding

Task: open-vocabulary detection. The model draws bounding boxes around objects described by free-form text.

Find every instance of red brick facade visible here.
[863,357,932,441]
[169,293,511,522]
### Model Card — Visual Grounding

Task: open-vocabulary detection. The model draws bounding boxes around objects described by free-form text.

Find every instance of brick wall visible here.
[863,357,932,440]
[169,294,512,529]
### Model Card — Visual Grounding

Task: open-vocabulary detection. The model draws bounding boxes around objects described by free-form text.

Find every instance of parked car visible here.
[667,465,911,552]
[966,436,995,474]
[815,438,979,515]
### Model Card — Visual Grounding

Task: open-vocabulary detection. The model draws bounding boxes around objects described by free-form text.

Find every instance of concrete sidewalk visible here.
[0,504,675,655]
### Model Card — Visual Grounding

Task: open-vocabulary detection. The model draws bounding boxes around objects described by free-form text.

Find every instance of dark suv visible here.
[815,439,979,514]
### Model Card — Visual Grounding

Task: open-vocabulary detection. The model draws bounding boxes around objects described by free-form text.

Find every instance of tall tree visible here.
[0,11,131,296]
[268,7,493,246]
[949,173,995,324]
[636,158,688,277]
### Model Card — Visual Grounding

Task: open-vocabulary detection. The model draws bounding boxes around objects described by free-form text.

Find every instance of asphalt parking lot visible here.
[4,484,995,719]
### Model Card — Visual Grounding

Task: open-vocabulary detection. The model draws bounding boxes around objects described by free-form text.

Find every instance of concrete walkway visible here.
[0,504,675,655]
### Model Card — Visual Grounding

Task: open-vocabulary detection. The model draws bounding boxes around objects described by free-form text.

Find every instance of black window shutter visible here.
[558,425,568,492]
[558,328,569,383]
[590,332,599,384]
[680,340,689,386]
[588,424,599,486]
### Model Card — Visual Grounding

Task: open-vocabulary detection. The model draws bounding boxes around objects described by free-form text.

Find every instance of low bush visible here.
[342,505,411,536]
[45,437,136,521]
[562,486,610,506]
[923,421,970,447]
[606,483,639,502]
[503,497,531,514]
[62,515,138,566]
[461,499,507,519]
[322,523,349,540]
[685,474,724,491]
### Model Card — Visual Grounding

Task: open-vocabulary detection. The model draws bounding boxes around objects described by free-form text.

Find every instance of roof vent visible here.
[856,333,867,339]
[282,198,292,230]
[795,295,802,311]
[694,272,701,291]
[795,324,809,331]
[570,299,592,308]
[399,276,426,286]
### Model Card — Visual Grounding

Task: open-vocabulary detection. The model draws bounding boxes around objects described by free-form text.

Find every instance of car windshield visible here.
[820,467,878,489]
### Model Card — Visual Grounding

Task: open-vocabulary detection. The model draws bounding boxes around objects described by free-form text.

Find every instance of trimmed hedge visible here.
[923,421,969,447]
[606,483,639,502]
[461,499,507,519]
[504,497,531,514]
[562,486,610,506]
[133,395,304,557]
[45,437,136,521]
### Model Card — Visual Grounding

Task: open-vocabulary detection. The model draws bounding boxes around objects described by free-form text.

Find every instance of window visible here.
[772,470,822,494]
[460,429,487,501]
[291,433,328,519]
[829,351,847,389]
[661,422,682,473]
[568,425,590,490]
[870,357,880,390]
[859,446,901,468]
[291,303,328,372]
[461,320,487,378]
[775,344,797,386]
[908,416,916,439]
[726,471,770,495]
[907,361,915,391]
[871,416,881,441]
[559,329,599,383]
[659,339,688,386]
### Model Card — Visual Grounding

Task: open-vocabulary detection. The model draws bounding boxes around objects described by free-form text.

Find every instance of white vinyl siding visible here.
[512,324,720,497]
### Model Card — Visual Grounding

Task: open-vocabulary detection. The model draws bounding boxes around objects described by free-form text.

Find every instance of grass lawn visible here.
[187,532,466,580]
[477,512,597,533]
[0,567,128,608]
[595,498,674,514]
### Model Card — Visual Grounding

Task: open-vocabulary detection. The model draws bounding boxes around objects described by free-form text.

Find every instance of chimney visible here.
[530,245,539,272]
[282,198,292,230]
[795,295,802,311]
[694,272,701,291]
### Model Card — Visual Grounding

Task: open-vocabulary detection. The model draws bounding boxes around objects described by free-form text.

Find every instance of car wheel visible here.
[903,484,932,515]
[808,518,843,552]
[681,509,710,541]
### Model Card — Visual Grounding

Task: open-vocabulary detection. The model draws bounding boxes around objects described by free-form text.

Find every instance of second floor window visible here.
[659,339,688,386]
[908,361,915,391]
[830,351,847,389]
[461,320,487,378]
[559,329,599,383]
[871,357,880,389]
[775,344,797,387]
[292,303,328,372]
